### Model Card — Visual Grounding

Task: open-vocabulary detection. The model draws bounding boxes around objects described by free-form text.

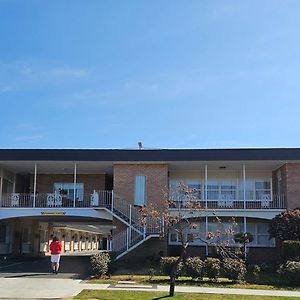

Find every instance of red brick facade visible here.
[113,164,168,207]
[274,163,300,210]
[33,174,106,194]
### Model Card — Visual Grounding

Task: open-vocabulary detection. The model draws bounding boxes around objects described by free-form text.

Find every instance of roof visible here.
[0,148,300,161]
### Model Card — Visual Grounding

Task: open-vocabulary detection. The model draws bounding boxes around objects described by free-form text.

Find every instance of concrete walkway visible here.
[0,277,300,299]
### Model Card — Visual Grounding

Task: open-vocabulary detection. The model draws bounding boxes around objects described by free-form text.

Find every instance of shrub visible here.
[90,252,111,277]
[107,251,117,274]
[234,232,254,244]
[184,257,204,279]
[269,208,300,241]
[160,257,183,277]
[222,258,246,281]
[204,257,221,280]
[282,240,300,260]
[278,260,300,285]
[247,264,261,283]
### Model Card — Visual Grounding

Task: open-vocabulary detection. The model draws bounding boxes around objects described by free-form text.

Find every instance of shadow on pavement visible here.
[0,255,91,279]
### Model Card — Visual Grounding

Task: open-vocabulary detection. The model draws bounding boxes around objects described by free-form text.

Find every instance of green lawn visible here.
[74,290,299,300]
[87,275,300,291]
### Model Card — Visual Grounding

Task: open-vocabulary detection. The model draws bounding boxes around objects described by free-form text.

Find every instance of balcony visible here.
[169,194,286,210]
[0,190,113,209]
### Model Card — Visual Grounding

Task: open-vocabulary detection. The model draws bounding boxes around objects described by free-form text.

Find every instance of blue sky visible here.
[0,0,300,149]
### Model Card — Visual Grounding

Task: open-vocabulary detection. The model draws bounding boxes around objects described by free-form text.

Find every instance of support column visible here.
[73,163,77,208]
[13,173,16,193]
[244,216,247,259]
[205,216,208,256]
[243,164,246,209]
[33,163,37,208]
[0,168,3,207]
[205,164,208,209]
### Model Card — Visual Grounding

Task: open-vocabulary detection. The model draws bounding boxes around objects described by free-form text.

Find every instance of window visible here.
[168,222,207,246]
[255,180,271,200]
[53,183,84,201]
[207,179,237,200]
[186,180,202,200]
[247,223,275,247]
[239,179,271,201]
[134,175,147,206]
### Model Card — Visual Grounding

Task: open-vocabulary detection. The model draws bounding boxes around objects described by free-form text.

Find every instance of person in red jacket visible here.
[49,236,62,274]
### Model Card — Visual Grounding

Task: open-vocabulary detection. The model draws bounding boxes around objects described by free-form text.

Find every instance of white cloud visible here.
[14,134,46,142]
[0,85,15,93]
[0,59,90,90]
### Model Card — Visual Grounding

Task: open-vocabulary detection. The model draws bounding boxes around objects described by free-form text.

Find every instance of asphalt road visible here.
[0,255,91,279]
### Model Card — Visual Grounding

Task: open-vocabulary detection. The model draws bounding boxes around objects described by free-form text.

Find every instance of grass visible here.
[87,275,300,291]
[74,290,299,300]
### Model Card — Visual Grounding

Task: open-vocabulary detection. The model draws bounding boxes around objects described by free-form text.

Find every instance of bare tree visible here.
[140,182,239,297]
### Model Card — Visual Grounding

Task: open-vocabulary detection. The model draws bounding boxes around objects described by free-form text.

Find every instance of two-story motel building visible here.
[0,148,298,261]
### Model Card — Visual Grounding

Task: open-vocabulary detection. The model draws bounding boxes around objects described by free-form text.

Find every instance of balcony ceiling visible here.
[0,161,114,174]
[0,159,287,174]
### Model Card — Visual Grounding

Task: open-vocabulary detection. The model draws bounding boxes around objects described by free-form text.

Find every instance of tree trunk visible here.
[169,274,176,296]
[168,245,187,297]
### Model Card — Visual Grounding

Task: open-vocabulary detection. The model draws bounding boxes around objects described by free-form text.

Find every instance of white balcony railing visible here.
[0,190,113,208]
[170,194,286,210]
[0,191,286,210]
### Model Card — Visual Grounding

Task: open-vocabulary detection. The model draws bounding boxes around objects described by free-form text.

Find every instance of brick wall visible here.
[168,245,206,258]
[274,164,300,210]
[34,174,106,194]
[119,237,168,261]
[285,163,300,209]
[113,164,168,207]
[247,247,280,263]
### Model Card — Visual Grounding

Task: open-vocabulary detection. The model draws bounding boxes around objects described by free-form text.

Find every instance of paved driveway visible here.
[0,255,91,279]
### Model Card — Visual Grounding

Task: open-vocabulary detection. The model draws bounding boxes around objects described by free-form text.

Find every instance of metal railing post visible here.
[129,205,132,246]
[126,227,129,251]
[111,191,114,212]
[143,224,146,239]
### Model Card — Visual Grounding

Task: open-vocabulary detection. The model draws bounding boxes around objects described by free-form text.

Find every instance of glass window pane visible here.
[257,223,268,234]
[170,233,177,242]
[258,235,269,245]
[134,175,147,206]
[207,191,219,200]
[255,181,271,189]
[221,180,236,189]
[207,180,218,189]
